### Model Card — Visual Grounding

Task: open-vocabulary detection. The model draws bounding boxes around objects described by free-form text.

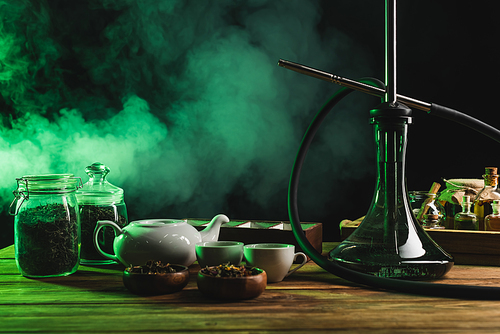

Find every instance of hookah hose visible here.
[288,77,500,300]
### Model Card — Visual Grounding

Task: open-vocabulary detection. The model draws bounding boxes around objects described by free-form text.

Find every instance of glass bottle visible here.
[76,162,128,265]
[439,178,484,230]
[485,200,500,231]
[328,102,453,279]
[454,196,478,230]
[474,167,500,230]
[10,174,82,278]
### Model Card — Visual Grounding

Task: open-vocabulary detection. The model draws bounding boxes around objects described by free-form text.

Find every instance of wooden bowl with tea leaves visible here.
[197,263,267,300]
[123,261,189,295]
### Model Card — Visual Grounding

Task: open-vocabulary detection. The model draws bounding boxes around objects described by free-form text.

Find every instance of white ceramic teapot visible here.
[93,214,229,267]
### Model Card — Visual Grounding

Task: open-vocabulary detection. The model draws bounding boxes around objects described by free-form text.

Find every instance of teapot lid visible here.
[76,162,125,205]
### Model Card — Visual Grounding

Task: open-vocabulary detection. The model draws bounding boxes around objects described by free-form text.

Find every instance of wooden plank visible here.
[4,243,500,332]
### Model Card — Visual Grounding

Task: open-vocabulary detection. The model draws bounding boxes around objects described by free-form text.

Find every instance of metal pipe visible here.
[277,59,431,112]
[385,0,397,104]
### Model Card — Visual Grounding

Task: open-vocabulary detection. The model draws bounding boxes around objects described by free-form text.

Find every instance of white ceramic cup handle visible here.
[285,251,307,278]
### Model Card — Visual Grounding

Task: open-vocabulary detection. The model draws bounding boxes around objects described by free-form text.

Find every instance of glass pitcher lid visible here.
[76,162,124,205]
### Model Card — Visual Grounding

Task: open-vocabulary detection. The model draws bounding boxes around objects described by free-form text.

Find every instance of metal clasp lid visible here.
[9,178,29,216]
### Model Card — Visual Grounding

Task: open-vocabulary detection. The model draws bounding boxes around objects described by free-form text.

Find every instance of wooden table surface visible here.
[3,243,500,333]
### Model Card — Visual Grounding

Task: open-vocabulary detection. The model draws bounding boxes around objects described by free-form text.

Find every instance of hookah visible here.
[283,0,500,299]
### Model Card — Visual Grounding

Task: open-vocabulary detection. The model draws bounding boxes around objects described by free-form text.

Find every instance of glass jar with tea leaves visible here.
[76,162,128,265]
[10,174,82,278]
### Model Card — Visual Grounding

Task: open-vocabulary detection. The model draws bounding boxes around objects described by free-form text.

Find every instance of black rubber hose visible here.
[288,78,500,299]
[430,103,500,143]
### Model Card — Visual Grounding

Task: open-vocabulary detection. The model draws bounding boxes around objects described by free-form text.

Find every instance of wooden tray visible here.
[188,219,322,261]
[340,217,500,266]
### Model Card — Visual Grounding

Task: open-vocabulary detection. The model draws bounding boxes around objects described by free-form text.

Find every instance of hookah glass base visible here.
[328,102,453,279]
[329,237,453,279]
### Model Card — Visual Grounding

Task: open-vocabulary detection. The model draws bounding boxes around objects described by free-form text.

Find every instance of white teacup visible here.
[195,241,244,268]
[243,243,307,283]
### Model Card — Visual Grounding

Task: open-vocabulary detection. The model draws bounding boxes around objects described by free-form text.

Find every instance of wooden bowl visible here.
[197,267,267,300]
[123,264,189,295]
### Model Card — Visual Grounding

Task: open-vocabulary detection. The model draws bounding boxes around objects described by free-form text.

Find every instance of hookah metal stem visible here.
[277,59,431,112]
[385,0,397,104]
[383,0,397,245]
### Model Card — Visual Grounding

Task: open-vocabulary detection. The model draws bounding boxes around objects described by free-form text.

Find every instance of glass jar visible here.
[10,174,82,278]
[76,162,128,265]
[409,191,427,217]
[409,191,446,229]
[438,178,483,230]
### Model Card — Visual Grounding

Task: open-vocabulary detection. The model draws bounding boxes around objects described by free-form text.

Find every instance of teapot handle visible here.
[94,220,122,262]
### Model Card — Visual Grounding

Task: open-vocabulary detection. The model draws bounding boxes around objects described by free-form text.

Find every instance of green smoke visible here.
[0,0,375,235]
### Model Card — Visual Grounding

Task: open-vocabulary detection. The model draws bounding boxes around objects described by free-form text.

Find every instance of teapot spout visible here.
[200,214,229,242]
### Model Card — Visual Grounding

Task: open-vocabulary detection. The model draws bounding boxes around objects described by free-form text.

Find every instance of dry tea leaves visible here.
[126,260,178,274]
[80,205,127,261]
[16,203,79,276]
[200,263,261,277]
